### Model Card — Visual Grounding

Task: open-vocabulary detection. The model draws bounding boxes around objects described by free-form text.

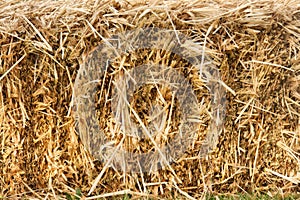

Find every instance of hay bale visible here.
[0,0,299,199]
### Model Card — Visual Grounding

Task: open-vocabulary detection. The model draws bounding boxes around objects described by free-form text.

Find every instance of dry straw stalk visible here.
[0,0,300,199]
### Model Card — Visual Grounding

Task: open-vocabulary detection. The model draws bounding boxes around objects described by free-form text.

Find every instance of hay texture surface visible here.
[0,0,300,199]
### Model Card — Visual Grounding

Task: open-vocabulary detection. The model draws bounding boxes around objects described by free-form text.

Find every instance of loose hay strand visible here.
[0,54,26,82]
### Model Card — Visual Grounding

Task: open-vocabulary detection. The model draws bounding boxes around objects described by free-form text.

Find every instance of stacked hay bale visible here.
[0,0,299,199]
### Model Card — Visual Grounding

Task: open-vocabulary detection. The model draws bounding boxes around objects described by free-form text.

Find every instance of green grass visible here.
[65,188,82,200]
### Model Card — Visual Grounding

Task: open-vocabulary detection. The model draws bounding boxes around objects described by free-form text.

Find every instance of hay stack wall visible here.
[0,0,299,198]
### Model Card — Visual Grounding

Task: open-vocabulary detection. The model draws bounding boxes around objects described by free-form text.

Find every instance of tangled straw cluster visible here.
[73,28,225,174]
